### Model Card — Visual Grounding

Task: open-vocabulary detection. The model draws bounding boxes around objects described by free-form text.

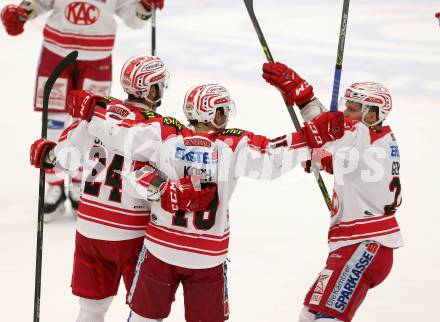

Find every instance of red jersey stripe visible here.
[328,227,401,242]
[80,197,149,214]
[44,26,115,50]
[44,38,114,51]
[147,224,229,253]
[149,222,229,240]
[146,235,229,256]
[328,216,399,241]
[45,25,115,39]
[78,212,148,231]
[59,121,80,143]
[330,214,396,230]
[78,201,149,228]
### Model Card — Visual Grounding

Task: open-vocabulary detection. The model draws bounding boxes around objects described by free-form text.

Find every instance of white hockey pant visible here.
[76,296,113,322]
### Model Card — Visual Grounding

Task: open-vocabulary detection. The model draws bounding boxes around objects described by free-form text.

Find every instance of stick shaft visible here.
[33,50,78,322]
[243,0,332,211]
[330,0,350,111]
[151,4,156,56]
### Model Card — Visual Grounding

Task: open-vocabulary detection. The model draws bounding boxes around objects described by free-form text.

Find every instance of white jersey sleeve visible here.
[54,120,90,172]
[227,130,311,180]
[115,0,145,29]
[26,0,54,16]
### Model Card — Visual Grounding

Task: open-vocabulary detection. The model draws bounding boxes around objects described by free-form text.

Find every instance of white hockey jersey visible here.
[30,0,145,60]
[54,98,153,241]
[87,107,311,268]
[302,105,404,252]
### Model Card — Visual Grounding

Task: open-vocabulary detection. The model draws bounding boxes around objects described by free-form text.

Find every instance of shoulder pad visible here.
[162,117,184,132]
[140,109,161,120]
[102,96,119,103]
[216,128,251,151]
[217,128,245,137]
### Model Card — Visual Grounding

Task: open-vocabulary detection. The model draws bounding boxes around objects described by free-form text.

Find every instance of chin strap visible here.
[144,96,161,110]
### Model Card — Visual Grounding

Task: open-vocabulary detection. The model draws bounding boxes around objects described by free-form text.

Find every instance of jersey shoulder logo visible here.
[163,117,184,131]
[141,110,161,120]
[65,2,100,26]
[217,128,244,137]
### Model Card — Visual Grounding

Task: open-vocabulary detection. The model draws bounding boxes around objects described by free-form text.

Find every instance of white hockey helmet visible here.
[183,84,236,129]
[341,82,392,126]
[120,56,169,106]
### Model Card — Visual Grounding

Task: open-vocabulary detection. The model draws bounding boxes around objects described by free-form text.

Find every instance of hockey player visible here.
[66,83,346,321]
[1,0,165,220]
[28,56,217,322]
[262,61,404,322]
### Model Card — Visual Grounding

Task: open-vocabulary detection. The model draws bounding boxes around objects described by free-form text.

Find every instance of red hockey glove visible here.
[66,90,105,121]
[139,171,217,213]
[30,138,56,169]
[140,0,164,11]
[303,150,333,174]
[1,5,28,36]
[302,111,345,148]
[262,62,314,106]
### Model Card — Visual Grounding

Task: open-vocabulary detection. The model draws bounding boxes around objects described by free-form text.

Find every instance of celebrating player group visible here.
[2,1,403,321]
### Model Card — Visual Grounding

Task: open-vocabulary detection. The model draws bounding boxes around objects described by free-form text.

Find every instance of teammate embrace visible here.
[29,54,404,321]
[30,54,345,321]
[3,1,403,321]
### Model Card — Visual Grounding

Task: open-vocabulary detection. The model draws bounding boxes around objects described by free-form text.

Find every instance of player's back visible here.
[328,120,404,251]
[56,98,153,241]
[87,110,313,268]
[143,125,234,269]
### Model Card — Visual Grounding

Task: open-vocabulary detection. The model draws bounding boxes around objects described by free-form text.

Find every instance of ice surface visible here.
[0,0,438,321]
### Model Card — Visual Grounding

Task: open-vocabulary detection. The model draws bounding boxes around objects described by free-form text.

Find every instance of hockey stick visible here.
[151,4,156,55]
[33,50,78,322]
[243,0,332,211]
[330,0,350,111]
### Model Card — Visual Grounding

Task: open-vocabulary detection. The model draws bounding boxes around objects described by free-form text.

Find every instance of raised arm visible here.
[262,62,361,154]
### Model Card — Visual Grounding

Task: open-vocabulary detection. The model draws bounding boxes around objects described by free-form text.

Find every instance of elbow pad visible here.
[299,98,328,122]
